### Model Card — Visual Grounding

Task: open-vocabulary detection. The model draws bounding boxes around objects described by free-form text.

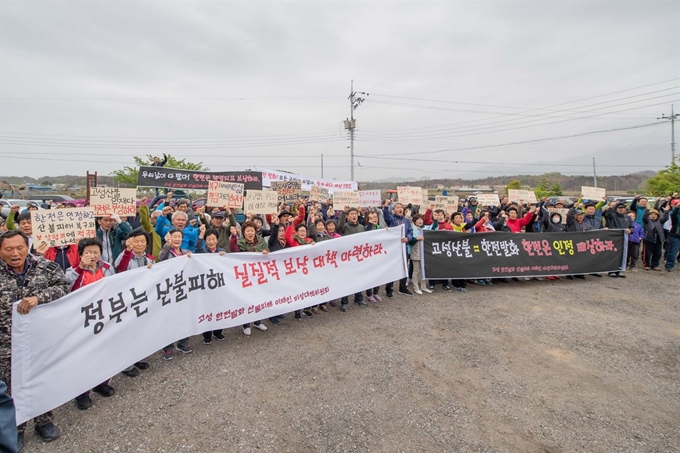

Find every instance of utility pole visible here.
[593,157,597,187]
[344,80,367,181]
[658,104,679,165]
[321,154,324,178]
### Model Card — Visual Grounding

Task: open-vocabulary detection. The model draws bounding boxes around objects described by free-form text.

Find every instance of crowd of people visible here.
[0,182,679,452]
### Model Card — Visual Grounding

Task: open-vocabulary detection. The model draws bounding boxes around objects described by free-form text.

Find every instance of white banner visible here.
[89,187,137,217]
[243,190,278,215]
[11,228,407,424]
[397,186,423,206]
[581,186,606,201]
[31,207,97,247]
[476,193,500,206]
[507,189,537,204]
[358,190,382,208]
[255,167,358,193]
[207,181,244,209]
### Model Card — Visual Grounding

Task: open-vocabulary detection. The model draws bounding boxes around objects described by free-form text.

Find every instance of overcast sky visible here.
[1,0,678,182]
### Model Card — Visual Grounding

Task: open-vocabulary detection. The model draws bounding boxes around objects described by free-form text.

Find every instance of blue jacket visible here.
[382,207,413,254]
[96,222,132,263]
[628,222,644,244]
[155,215,199,252]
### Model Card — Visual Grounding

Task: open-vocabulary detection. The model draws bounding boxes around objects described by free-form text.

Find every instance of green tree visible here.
[505,180,522,194]
[533,176,550,199]
[548,183,563,196]
[645,164,680,196]
[111,155,208,186]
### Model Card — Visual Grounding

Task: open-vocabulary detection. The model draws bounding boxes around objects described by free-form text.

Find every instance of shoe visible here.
[122,367,140,377]
[303,309,314,317]
[386,292,394,299]
[575,275,586,280]
[354,299,367,307]
[643,266,650,270]
[319,304,329,312]
[243,327,252,336]
[666,267,673,272]
[163,349,174,361]
[340,304,348,312]
[398,288,413,296]
[442,285,452,291]
[608,272,618,278]
[177,344,193,354]
[34,422,60,442]
[254,323,267,331]
[618,274,626,278]
[203,337,212,345]
[213,332,225,340]
[75,395,92,410]
[652,267,662,271]
[485,279,493,285]
[269,316,280,324]
[414,288,423,295]
[311,307,319,314]
[427,285,435,291]
[421,287,433,293]
[566,275,574,280]
[456,287,468,293]
[373,294,383,301]
[295,312,302,320]
[511,277,520,282]
[367,295,377,303]
[476,280,485,285]
[329,300,337,307]
[17,432,24,452]
[134,361,150,370]
[93,384,115,397]
[591,273,602,277]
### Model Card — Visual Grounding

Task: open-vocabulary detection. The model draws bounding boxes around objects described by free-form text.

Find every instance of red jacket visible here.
[506,211,534,233]
[44,245,80,269]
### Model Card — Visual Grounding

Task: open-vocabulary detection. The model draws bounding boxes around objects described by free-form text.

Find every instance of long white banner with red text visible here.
[12,227,407,424]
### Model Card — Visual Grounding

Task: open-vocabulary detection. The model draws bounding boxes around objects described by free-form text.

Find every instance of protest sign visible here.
[256,167,357,192]
[508,189,538,204]
[272,180,302,203]
[547,207,570,224]
[244,190,278,215]
[89,187,137,217]
[207,181,244,209]
[137,167,262,191]
[475,193,501,206]
[359,190,382,208]
[422,230,626,280]
[310,186,330,202]
[433,196,459,212]
[31,208,97,247]
[581,186,606,201]
[333,191,360,207]
[397,186,423,206]
[11,227,407,424]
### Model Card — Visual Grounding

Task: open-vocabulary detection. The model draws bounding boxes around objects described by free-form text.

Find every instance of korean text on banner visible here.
[581,186,606,200]
[434,196,459,212]
[11,227,407,424]
[137,167,262,191]
[255,167,357,192]
[422,230,626,280]
[358,190,382,208]
[207,181,244,209]
[31,208,97,247]
[310,186,330,202]
[507,189,538,204]
[243,190,278,215]
[272,180,302,203]
[397,186,423,206]
[333,191,360,207]
[475,193,501,206]
[89,187,137,217]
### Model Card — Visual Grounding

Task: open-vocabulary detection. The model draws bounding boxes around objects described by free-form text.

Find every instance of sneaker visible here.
[484,279,492,285]
[386,292,394,299]
[177,344,193,354]
[666,267,673,272]
[122,367,140,377]
[213,332,225,340]
[269,316,280,324]
[373,294,383,301]
[319,304,329,312]
[34,422,60,442]
[421,287,433,293]
[134,361,150,370]
[367,295,377,303]
[329,300,337,307]
[92,383,115,397]
[311,307,319,314]
[75,395,92,410]
[590,273,603,277]
[303,309,313,317]
[243,327,252,336]
[427,285,435,290]
[203,337,212,345]
[608,272,618,278]
[643,266,650,271]
[17,432,24,452]
[414,288,423,295]
[456,287,468,293]
[398,288,413,296]
[295,312,302,320]
[355,299,367,307]
[254,323,267,331]
[617,274,626,279]
[163,349,174,361]
[340,304,348,312]
[442,285,452,291]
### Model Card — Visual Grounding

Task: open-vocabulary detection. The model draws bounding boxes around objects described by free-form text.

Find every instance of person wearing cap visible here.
[603,202,632,278]
[625,210,644,270]
[582,202,604,231]
[663,199,680,271]
[566,208,591,232]
[197,207,238,251]
[641,206,670,271]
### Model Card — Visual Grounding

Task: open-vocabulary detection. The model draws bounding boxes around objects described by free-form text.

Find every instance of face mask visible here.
[551,217,560,224]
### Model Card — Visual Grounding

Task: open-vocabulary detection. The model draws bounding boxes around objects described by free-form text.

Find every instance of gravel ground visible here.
[20,269,680,453]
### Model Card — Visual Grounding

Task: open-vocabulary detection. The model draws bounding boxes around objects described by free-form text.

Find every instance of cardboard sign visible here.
[581,186,606,201]
[507,189,538,204]
[547,207,570,224]
[243,190,278,215]
[333,191,360,207]
[433,196,459,213]
[31,207,97,247]
[359,190,382,208]
[398,186,423,206]
[310,186,330,202]
[89,187,137,217]
[272,180,302,203]
[475,193,501,206]
[207,181,244,209]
